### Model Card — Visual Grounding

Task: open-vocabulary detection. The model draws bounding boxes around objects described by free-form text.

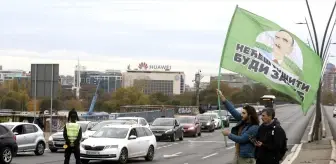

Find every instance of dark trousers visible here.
[256,159,279,164]
[64,145,81,164]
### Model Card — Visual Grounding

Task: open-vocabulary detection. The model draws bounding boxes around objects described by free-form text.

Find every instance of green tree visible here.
[39,99,63,111]
[199,81,239,105]
[64,99,84,111]
[322,91,334,105]
[149,92,170,105]
[1,97,20,110]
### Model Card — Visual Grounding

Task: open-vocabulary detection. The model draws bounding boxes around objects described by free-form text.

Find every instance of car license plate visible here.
[54,141,64,145]
[87,151,100,155]
[154,133,162,136]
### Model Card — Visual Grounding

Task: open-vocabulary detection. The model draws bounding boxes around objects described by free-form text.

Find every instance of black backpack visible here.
[273,125,288,159]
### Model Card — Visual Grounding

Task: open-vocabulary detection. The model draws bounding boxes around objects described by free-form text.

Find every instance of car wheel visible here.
[171,133,176,142]
[145,145,155,161]
[179,132,184,141]
[34,141,45,155]
[119,148,128,164]
[49,148,57,152]
[0,147,13,164]
[198,131,201,136]
[81,159,90,164]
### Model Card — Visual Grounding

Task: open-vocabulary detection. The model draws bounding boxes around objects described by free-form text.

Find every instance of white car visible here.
[116,117,150,128]
[80,124,157,164]
[83,120,138,140]
[203,112,221,129]
[333,108,336,117]
[48,121,98,152]
[1,122,46,156]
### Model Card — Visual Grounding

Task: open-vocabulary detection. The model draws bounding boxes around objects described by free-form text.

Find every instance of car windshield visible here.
[2,124,14,130]
[91,120,132,131]
[91,127,129,139]
[177,117,194,124]
[198,116,211,121]
[77,123,89,132]
[152,119,174,126]
[117,118,138,123]
[204,113,218,118]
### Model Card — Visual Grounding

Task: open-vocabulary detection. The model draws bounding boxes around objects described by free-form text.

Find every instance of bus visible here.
[260,95,276,108]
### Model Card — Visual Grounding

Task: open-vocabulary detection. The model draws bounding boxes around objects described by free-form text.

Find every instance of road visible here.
[323,105,336,140]
[14,105,311,164]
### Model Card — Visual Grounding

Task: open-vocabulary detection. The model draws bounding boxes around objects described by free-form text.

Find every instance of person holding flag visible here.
[217,89,259,164]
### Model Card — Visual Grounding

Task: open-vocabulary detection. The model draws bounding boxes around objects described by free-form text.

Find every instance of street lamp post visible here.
[296,17,316,52]
[305,0,336,141]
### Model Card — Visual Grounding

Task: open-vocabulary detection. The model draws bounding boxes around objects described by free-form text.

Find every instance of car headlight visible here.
[48,136,53,141]
[165,129,173,133]
[206,122,210,125]
[188,127,195,130]
[105,145,118,149]
[222,117,227,120]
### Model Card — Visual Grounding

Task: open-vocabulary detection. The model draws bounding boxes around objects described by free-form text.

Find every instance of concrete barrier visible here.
[308,113,316,142]
[321,104,326,138]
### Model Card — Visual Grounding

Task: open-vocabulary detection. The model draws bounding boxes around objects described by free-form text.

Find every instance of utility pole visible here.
[194,70,203,107]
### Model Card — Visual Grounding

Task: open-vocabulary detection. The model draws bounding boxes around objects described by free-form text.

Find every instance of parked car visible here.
[80,124,157,164]
[196,114,216,132]
[0,124,17,164]
[48,121,98,152]
[116,117,150,128]
[0,122,46,156]
[206,110,230,127]
[149,118,184,142]
[83,120,137,139]
[333,108,336,117]
[176,116,201,137]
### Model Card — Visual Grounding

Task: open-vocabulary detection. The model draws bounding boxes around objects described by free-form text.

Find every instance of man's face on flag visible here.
[272,30,294,61]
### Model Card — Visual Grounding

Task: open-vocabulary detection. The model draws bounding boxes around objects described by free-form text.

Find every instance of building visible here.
[322,63,336,93]
[0,66,30,83]
[75,69,122,93]
[210,73,256,88]
[59,75,74,86]
[123,62,185,95]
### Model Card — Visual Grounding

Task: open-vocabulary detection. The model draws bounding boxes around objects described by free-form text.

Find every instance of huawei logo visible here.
[138,62,148,70]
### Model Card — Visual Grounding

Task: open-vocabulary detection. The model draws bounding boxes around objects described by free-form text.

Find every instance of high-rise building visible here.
[323,63,336,93]
[75,69,122,93]
[210,73,257,88]
[0,67,30,83]
[123,62,185,96]
[60,75,74,86]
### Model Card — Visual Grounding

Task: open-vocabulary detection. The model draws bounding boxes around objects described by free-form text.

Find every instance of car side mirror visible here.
[175,124,179,127]
[13,132,18,135]
[129,135,137,140]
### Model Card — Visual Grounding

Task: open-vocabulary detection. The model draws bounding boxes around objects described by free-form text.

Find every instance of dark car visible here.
[176,116,201,137]
[149,118,184,142]
[0,124,18,164]
[208,110,230,127]
[197,115,215,132]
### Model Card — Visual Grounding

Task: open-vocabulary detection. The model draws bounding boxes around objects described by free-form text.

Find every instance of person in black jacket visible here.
[255,108,286,164]
[68,108,80,122]
[34,111,44,131]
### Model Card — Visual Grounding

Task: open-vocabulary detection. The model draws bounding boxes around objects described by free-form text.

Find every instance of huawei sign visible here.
[137,62,172,71]
[138,62,148,70]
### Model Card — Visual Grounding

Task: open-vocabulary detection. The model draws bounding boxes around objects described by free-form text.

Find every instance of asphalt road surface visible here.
[14,105,311,164]
[323,105,336,140]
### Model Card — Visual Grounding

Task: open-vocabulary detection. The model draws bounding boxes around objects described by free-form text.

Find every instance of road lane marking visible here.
[202,153,218,159]
[188,140,235,144]
[163,152,182,158]
[226,146,235,149]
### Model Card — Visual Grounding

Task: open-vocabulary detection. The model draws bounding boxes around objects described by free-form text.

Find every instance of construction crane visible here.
[87,79,101,115]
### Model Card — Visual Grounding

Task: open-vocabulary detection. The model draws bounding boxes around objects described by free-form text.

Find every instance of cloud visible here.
[1,0,336,86]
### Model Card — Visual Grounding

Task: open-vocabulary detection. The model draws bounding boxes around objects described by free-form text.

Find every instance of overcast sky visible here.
[0,0,335,85]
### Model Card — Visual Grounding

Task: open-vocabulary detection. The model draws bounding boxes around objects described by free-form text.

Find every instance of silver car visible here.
[1,122,46,156]
[48,121,97,152]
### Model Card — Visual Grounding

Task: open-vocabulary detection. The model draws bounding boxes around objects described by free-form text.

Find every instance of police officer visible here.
[63,110,82,164]
[68,108,80,122]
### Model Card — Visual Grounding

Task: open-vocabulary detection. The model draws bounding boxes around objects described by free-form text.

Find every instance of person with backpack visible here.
[255,108,287,164]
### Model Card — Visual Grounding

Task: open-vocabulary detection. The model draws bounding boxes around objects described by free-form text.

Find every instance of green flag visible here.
[220,6,322,114]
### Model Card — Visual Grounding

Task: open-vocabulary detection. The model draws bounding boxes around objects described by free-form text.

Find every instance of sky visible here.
[1,0,336,85]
